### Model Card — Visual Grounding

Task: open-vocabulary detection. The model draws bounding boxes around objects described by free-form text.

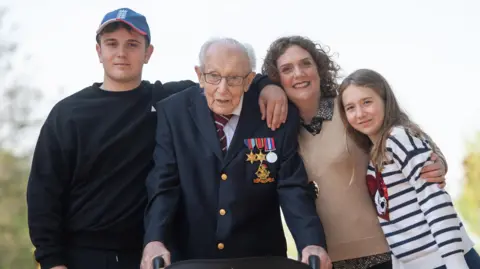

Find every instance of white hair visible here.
[243,42,257,71]
[198,37,256,71]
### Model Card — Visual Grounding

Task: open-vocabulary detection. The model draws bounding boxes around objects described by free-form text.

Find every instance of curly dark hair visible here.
[261,36,340,98]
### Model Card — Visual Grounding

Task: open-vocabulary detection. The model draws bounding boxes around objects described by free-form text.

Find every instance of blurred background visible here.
[0,0,478,267]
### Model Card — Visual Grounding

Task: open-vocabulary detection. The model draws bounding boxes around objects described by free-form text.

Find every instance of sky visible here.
[2,0,479,237]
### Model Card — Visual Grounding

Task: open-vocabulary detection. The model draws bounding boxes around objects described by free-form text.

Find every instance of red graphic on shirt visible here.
[366,170,390,221]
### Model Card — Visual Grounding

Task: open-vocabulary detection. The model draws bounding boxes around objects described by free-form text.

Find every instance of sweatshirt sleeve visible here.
[154,80,197,101]
[251,73,279,91]
[387,127,468,269]
[27,107,75,269]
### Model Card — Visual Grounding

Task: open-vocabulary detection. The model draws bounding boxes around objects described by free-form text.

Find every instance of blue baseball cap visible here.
[96,8,151,43]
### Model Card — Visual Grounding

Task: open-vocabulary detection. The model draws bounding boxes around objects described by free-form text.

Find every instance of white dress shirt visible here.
[223,94,243,150]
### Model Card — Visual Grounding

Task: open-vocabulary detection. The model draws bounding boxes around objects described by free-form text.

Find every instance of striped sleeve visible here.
[386,127,469,268]
[422,132,448,172]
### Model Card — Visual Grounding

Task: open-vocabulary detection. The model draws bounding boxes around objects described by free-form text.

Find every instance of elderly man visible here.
[141,37,331,269]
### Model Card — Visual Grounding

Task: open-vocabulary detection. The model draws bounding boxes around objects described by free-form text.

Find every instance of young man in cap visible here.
[27,8,288,269]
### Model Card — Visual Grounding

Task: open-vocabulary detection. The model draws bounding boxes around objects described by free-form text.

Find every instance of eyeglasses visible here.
[203,72,251,86]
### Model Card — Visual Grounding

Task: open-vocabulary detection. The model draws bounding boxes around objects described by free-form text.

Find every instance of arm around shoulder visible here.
[250,73,280,92]
[153,80,197,102]
[422,131,448,172]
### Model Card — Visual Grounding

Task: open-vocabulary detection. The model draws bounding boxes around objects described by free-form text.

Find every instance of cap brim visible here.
[96,18,147,36]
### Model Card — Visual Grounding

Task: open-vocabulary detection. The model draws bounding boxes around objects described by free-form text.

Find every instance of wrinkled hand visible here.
[141,241,171,269]
[50,266,67,269]
[258,84,288,131]
[301,245,332,269]
[421,153,447,188]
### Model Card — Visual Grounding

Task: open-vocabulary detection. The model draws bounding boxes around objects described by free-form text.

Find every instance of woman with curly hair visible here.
[261,36,448,269]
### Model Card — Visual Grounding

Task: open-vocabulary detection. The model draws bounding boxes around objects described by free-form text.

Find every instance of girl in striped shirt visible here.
[337,68,479,269]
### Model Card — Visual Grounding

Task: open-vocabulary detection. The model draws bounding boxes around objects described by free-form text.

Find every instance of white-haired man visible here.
[141,38,331,269]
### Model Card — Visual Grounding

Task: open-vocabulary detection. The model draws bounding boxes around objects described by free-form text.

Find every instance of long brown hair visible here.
[337,69,425,170]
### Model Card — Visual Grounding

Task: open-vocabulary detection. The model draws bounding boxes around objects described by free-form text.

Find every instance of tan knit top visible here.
[297,98,390,262]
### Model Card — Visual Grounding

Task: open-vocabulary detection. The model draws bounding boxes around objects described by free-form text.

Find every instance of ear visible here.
[144,44,154,64]
[96,43,103,63]
[243,72,257,92]
[194,66,205,88]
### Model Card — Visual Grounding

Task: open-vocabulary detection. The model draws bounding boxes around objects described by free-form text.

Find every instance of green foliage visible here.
[457,132,480,245]
[0,151,36,268]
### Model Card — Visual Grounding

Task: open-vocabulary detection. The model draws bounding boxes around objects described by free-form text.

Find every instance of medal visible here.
[244,139,256,164]
[265,138,277,163]
[255,138,266,163]
[266,152,277,163]
[254,163,274,184]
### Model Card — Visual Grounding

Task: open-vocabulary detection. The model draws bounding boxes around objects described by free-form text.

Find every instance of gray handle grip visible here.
[152,256,165,269]
[309,255,320,269]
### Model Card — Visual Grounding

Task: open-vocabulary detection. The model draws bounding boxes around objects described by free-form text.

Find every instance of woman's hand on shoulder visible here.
[421,153,447,188]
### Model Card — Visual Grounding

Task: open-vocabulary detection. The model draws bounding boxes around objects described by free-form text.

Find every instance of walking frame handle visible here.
[308,255,320,269]
[152,256,165,269]
[152,255,320,269]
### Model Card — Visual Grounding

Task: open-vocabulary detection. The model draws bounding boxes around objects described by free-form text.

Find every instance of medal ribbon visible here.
[265,137,276,151]
[244,139,256,151]
[255,138,265,150]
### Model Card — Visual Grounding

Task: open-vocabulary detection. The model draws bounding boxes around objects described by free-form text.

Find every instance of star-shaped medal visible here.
[256,150,266,163]
[246,151,257,164]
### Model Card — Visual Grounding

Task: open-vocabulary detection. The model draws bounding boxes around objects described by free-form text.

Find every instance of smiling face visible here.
[96,24,153,86]
[275,45,321,102]
[341,84,385,141]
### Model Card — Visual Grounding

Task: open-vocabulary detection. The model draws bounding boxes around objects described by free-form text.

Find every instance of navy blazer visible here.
[144,85,325,261]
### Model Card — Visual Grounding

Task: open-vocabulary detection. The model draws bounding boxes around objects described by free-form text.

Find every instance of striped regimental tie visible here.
[213,113,233,153]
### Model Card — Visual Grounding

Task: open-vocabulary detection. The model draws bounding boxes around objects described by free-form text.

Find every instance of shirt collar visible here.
[300,97,335,135]
[316,97,334,121]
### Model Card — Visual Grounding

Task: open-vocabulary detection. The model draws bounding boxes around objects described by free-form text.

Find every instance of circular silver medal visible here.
[266,152,278,163]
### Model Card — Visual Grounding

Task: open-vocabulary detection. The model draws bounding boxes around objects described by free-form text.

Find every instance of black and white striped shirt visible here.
[366,126,473,268]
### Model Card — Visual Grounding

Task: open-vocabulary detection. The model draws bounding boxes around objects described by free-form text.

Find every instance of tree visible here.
[0,151,35,268]
[457,132,480,248]
[0,8,43,152]
[0,6,44,269]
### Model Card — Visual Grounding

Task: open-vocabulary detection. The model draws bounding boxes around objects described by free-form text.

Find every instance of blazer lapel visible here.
[188,88,223,161]
[223,91,263,168]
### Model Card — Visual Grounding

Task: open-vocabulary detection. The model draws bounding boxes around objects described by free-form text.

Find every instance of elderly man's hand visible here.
[258,84,288,131]
[301,245,332,269]
[421,153,447,188]
[140,241,170,269]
